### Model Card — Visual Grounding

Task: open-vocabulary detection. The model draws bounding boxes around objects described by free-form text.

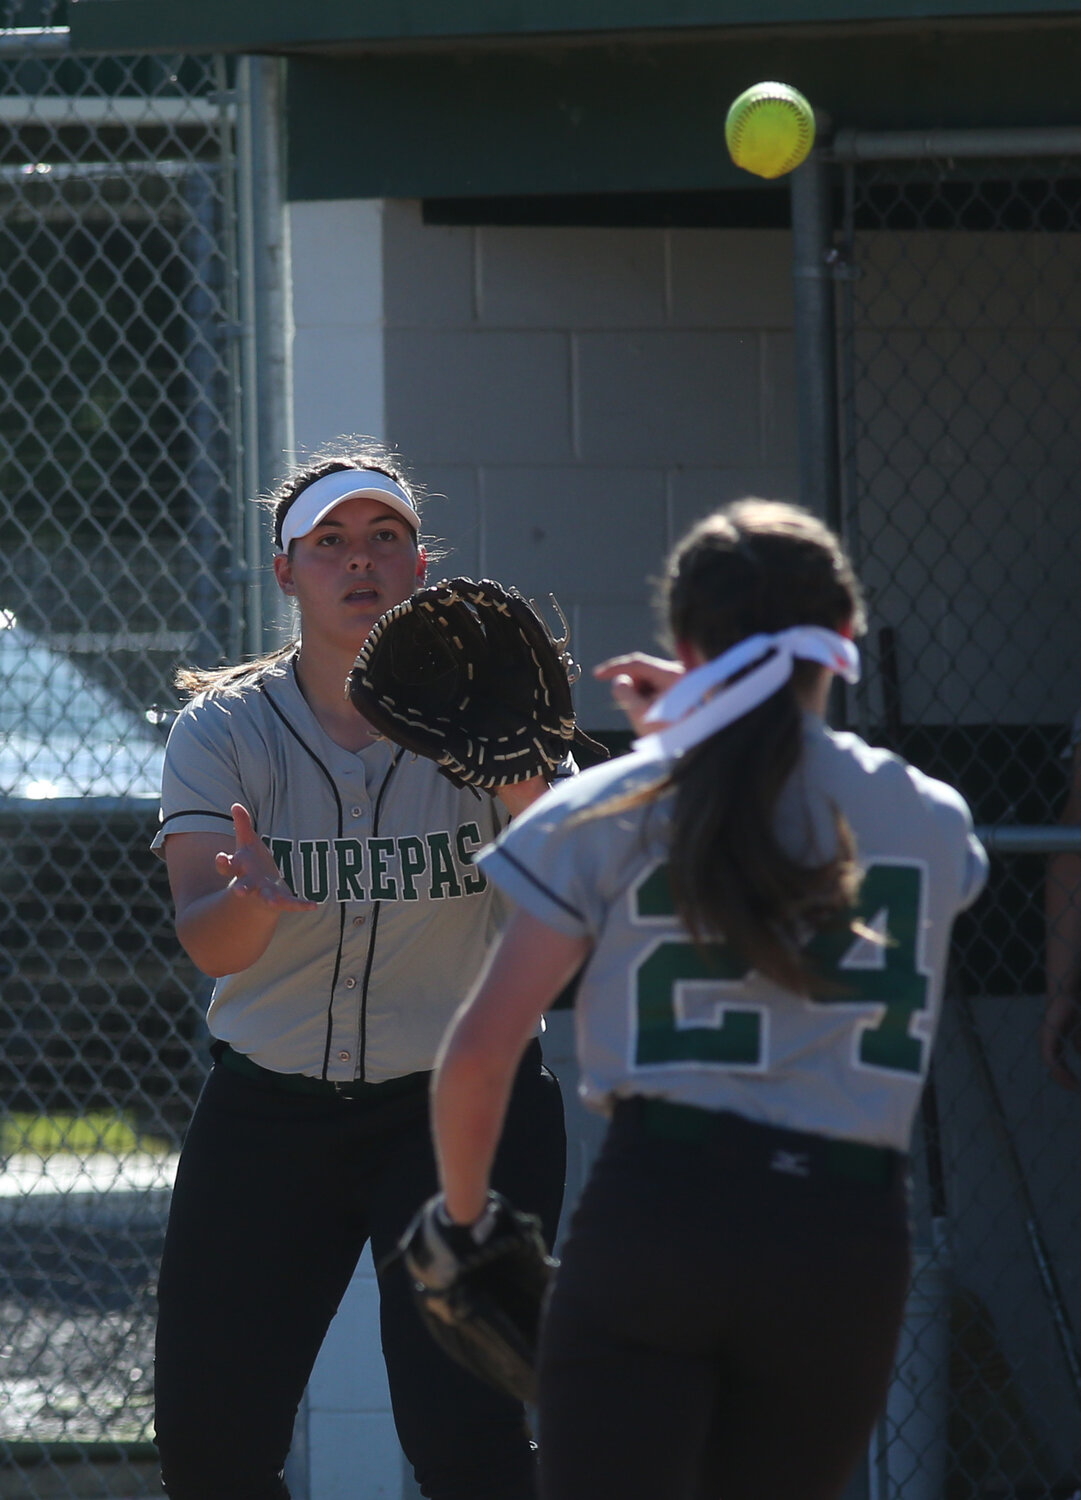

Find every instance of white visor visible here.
[278,469,420,552]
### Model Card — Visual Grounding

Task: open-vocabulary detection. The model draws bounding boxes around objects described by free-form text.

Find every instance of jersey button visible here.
[351,805,363,818]
[344,977,357,989]
[338,1050,351,1062]
[353,915,366,926]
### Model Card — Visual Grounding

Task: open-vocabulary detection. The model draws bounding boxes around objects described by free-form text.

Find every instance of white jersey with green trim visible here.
[477,715,988,1152]
[152,658,508,1084]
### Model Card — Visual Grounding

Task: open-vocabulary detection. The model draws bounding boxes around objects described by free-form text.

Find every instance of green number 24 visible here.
[632,860,931,1077]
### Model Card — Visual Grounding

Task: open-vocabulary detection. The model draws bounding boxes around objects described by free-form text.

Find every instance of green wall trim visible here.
[286,26,1081,202]
[68,0,1081,56]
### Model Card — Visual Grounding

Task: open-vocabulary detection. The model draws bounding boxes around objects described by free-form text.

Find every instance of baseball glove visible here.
[398,1191,556,1405]
[346,577,607,791]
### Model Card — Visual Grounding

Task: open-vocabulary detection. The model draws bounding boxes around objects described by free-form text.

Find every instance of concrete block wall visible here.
[290,199,387,448]
[288,199,800,733]
[284,195,801,1500]
[380,201,800,731]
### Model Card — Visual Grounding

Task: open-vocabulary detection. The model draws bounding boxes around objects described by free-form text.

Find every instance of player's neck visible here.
[796,669,834,718]
[293,641,380,751]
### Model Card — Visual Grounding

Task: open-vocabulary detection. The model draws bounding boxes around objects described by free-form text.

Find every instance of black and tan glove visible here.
[398,1191,556,1404]
[347,577,606,790]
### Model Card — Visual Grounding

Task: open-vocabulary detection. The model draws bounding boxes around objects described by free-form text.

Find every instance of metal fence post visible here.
[235,53,294,653]
[790,145,841,533]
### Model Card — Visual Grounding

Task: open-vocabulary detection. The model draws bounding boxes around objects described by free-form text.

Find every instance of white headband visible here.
[633,627,860,759]
[279,469,420,553]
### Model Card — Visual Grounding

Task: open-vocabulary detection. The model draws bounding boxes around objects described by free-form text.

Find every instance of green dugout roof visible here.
[65,1,1081,203]
[67,0,1081,55]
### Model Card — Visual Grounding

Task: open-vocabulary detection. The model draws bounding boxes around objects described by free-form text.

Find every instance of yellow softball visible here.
[725,82,816,180]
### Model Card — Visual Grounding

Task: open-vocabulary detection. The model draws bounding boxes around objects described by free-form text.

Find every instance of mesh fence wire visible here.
[4,15,1081,1496]
[839,156,1081,1499]
[0,25,245,1494]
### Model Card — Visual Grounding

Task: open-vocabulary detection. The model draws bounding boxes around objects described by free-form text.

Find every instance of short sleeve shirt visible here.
[153,659,508,1083]
[478,716,988,1151]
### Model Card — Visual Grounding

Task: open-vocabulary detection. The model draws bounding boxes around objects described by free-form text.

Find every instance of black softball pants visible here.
[536,1100,911,1500]
[154,1040,565,1500]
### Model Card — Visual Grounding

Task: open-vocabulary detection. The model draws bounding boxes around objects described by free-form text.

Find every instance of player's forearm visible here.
[1046,852,1081,1000]
[433,1039,521,1224]
[434,910,589,1221]
[175,886,282,977]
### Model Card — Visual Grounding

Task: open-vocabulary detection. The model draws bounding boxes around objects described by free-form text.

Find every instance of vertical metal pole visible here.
[235,54,294,655]
[216,54,247,666]
[790,147,841,532]
[183,164,229,668]
[792,145,849,733]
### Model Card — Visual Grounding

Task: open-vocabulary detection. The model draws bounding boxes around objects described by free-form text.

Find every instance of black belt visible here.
[214,1042,429,1103]
[616,1096,904,1189]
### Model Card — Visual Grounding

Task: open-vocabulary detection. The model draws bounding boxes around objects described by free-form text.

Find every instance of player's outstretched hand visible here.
[1041,992,1081,1092]
[593,653,685,737]
[216,804,318,911]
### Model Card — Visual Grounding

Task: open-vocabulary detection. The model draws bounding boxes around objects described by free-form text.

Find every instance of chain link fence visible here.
[1,16,248,1495]
[4,14,1081,1497]
[837,150,1081,1499]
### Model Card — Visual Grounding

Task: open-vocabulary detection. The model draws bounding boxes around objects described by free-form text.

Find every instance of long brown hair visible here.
[175,440,425,698]
[655,499,866,993]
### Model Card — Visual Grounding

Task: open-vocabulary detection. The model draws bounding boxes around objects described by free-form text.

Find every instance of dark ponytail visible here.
[662,500,866,993]
[582,500,864,992]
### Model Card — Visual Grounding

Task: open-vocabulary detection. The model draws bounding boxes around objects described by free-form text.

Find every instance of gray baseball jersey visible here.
[478,715,987,1151]
[152,657,508,1083]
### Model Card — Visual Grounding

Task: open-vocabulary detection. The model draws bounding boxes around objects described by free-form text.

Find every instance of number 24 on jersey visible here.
[631,860,931,1078]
